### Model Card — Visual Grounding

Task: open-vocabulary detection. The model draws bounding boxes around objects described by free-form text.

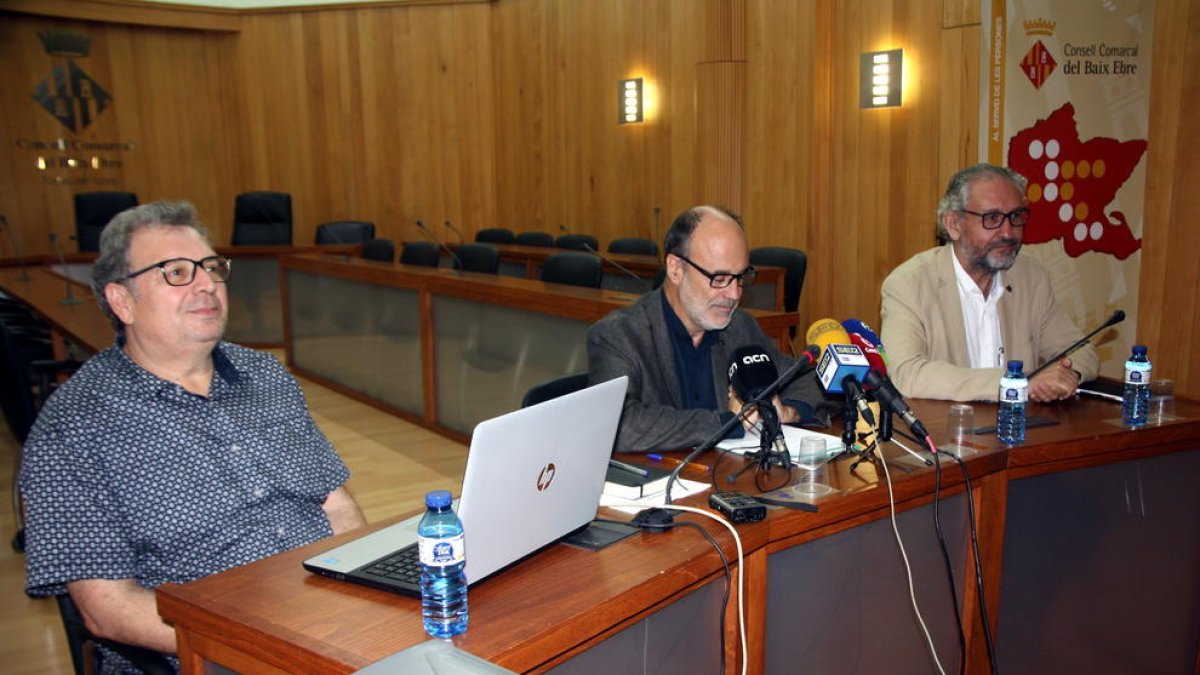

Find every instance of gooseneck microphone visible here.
[415,219,464,272]
[664,344,820,504]
[1026,309,1125,379]
[581,242,651,292]
[444,220,465,244]
[48,232,83,305]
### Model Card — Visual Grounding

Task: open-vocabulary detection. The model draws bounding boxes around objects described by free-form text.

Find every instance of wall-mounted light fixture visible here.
[860,49,902,109]
[618,78,644,124]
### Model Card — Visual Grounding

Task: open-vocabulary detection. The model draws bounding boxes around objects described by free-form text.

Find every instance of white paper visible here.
[716,425,844,462]
[599,478,709,513]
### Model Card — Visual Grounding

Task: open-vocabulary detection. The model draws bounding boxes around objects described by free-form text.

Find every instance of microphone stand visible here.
[1,216,32,282]
[416,219,464,272]
[581,243,651,293]
[727,400,793,482]
[48,232,83,305]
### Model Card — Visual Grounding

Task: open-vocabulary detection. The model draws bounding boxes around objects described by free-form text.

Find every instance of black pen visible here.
[608,459,650,477]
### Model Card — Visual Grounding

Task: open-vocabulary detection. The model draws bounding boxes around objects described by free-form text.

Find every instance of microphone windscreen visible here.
[848,333,887,376]
[805,318,850,357]
[842,318,884,349]
[815,343,870,394]
[727,345,778,401]
[1106,309,1126,327]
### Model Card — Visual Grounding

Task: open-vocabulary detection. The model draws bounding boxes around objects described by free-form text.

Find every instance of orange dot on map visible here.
[1061,182,1074,200]
[1027,183,1043,202]
[1061,161,1075,179]
[1075,203,1089,220]
[1093,160,1106,178]
[1078,160,1091,179]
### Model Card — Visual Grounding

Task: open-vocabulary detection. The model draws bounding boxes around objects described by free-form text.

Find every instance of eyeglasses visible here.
[960,207,1030,230]
[672,253,758,289]
[123,256,233,287]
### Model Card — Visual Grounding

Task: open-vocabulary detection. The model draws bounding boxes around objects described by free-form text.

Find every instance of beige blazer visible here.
[880,245,1099,401]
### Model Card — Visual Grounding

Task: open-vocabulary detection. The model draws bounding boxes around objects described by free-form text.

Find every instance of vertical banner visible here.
[981,0,1153,377]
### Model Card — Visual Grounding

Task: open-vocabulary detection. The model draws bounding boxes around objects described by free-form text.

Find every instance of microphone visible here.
[444,220,464,244]
[806,318,870,395]
[1025,309,1125,379]
[581,242,651,292]
[558,224,570,234]
[841,318,886,362]
[664,344,820,504]
[727,345,792,466]
[863,370,931,444]
[0,215,32,282]
[48,232,84,305]
[415,219,463,271]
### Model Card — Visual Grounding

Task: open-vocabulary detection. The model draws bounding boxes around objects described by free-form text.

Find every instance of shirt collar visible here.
[109,340,244,395]
[950,248,1005,303]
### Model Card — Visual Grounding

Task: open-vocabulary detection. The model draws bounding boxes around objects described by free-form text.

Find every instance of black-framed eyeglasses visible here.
[672,253,758,289]
[960,207,1030,230]
[123,256,233,287]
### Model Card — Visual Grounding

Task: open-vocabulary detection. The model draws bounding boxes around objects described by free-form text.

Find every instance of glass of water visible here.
[791,436,836,498]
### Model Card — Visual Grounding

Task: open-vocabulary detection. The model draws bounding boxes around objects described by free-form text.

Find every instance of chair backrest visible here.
[316,220,375,245]
[360,238,396,263]
[232,191,293,246]
[474,228,516,244]
[400,241,440,267]
[0,320,40,444]
[74,192,138,253]
[749,246,808,314]
[607,237,659,256]
[540,251,603,289]
[57,594,173,675]
[515,231,554,247]
[454,243,500,274]
[521,373,590,408]
[554,233,599,251]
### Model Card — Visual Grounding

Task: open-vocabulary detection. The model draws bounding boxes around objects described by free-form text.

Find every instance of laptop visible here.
[303,375,629,596]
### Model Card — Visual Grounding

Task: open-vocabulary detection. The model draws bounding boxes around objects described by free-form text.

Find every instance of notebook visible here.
[303,375,629,596]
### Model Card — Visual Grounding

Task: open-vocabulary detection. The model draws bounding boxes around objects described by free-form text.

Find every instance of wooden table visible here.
[156,395,1200,674]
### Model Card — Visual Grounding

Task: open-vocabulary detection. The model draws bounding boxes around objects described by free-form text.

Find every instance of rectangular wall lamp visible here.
[860,49,903,108]
[618,78,644,124]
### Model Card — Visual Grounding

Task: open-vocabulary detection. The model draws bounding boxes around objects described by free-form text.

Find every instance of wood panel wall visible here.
[0,0,1196,395]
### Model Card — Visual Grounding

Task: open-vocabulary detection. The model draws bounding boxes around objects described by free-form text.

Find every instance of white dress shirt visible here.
[951,253,1007,369]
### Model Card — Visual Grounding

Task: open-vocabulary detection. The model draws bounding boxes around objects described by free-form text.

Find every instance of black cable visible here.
[943,452,999,674]
[930,449,967,675]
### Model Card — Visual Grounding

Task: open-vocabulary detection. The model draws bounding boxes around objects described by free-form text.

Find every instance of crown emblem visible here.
[1023,18,1056,36]
[38,30,92,58]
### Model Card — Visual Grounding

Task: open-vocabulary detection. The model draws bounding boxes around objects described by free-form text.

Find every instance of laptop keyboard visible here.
[361,543,421,589]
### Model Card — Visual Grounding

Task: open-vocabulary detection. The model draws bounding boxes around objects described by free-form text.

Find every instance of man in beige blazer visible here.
[880,163,1099,402]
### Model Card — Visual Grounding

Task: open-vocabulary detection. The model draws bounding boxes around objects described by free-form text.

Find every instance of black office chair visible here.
[540,252,603,289]
[515,231,554,247]
[521,373,590,408]
[74,192,138,253]
[474,228,516,244]
[554,234,599,251]
[232,191,293,246]
[400,241,440,267]
[57,594,173,675]
[454,243,500,274]
[360,238,396,263]
[608,237,659,256]
[315,220,375,245]
[749,246,808,315]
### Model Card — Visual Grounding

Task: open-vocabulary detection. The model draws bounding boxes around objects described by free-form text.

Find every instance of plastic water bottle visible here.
[997,360,1028,445]
[418,490,468,637]
[1122,345,1152,427]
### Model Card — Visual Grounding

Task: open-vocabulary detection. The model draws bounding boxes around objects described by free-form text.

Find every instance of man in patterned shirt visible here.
[19,200,366,672]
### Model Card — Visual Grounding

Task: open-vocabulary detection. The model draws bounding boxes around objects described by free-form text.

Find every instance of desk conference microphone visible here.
[48,232,83,305]
[581,242,652,292]
[415,219,463,271]
[444,220,465,244]
[1026,309,1125,379]
[663,344,821,506]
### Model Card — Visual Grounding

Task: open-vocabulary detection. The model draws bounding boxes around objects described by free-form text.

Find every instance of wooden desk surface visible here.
[0,266,112,352]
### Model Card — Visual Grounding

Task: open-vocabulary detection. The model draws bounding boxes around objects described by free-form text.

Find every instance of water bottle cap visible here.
[1006,359,1023,373]
[1132,345,1147,356]
[425,490,452,508]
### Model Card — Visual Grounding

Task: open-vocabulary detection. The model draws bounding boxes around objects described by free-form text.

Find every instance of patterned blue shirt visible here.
[20,341,350,598]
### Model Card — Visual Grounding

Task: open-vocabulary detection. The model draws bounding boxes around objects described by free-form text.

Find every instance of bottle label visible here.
[1125,363,1151,384]
[999,380,1028,404]
[419,533,465,567]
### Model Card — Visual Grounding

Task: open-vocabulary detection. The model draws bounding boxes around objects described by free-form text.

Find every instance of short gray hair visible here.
[936,163,1028,241]
[91,200,212,333]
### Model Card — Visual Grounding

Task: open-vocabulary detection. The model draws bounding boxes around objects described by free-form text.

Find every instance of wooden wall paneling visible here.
[695,62,746,214]
[0,0,241,32]
[936,24,981,194]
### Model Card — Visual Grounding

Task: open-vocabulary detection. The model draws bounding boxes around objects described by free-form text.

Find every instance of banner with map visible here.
[980,0,1153,377]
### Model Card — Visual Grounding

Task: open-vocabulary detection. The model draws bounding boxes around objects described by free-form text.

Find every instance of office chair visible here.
[607,237,658,256]
[521,373,590,408]
[749,246,808,315]
[515,231,554,247]
[315,220,375,245]
[400,241,440,267]
[540,252,603,289]
[360,238,396,263]
[454,243,501,274]
[74,192,138,253]
[57,594,173,675]
[232,191,293,246]
[554,234,599,251]
[474,228,516,244]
